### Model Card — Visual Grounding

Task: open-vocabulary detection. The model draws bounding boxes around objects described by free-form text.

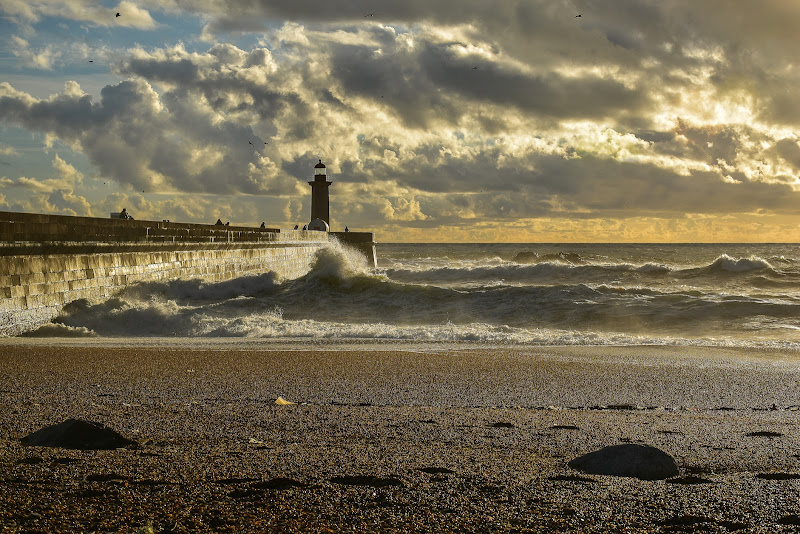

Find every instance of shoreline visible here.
[2,342,800,532]
[5,334,800,354]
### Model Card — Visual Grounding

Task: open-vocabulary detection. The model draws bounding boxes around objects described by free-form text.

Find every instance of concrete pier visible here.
[0,211,376,336]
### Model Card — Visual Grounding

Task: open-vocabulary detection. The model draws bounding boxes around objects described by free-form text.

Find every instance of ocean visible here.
[37,241,800,348]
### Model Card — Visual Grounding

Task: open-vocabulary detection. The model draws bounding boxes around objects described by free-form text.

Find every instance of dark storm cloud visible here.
[528,154,800,216]
[328,44,458,130]
[121,57,201,85]
[774,139,800,171]
[329,39,648,129]
[0,85,102,136]
[419,43,647,120]
[671,120,742,166]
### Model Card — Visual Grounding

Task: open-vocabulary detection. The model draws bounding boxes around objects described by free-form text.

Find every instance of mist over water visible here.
[36,242,800,347]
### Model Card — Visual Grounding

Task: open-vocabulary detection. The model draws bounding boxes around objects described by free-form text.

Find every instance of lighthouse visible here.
[308,159,332,231]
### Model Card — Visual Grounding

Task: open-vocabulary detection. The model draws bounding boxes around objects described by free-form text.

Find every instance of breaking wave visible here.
[704,254,774,273]
[386,254,787,287]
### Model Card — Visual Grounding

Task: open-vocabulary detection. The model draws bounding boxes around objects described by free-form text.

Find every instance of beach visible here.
[2,340,800,532]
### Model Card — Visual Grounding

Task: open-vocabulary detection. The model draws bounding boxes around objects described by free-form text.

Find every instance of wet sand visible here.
[2,341,800,532]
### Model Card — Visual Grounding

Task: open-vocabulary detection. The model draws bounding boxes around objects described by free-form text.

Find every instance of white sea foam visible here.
[19,324,95,338]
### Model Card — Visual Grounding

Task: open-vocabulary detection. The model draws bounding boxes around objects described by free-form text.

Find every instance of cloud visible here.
[9,35,61,70]
[51,153,83,184]
[1,0,156,29]
[19,189,91,216]
[0,153,92,217]
[0,79,301,196]
[381,195,428,221]
[0,154,83,193]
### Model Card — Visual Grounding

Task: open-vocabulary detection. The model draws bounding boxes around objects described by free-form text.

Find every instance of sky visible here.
[2,1,800,242]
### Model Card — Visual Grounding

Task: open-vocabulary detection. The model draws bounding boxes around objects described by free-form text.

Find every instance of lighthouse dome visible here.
[308,218,329,232]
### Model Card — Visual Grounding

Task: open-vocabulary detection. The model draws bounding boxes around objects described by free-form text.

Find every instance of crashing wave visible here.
[706,254,773,273]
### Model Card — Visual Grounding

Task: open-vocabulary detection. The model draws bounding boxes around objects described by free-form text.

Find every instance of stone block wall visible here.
[0,211,333,336]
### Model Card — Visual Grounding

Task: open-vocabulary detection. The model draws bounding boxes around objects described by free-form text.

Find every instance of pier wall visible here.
[0,211,375,336]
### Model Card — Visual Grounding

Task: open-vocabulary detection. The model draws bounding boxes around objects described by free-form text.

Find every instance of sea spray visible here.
[308,236,374,282]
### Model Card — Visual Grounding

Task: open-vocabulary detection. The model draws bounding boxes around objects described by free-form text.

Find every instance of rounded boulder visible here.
[568,444,679,480]
[21,418,137,450]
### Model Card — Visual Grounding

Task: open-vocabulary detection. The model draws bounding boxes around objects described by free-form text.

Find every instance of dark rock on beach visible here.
[568,443,679,480]
[21,418,137,450]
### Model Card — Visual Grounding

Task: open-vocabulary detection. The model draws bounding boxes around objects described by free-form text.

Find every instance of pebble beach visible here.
[2,340,800,532]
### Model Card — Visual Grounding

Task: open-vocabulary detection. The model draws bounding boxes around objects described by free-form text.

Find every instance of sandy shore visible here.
[2,341,800,532]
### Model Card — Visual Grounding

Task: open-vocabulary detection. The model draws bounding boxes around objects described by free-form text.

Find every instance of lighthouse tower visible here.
[308,159,332,230]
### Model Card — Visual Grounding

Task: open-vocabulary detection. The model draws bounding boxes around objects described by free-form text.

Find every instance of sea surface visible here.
[31,242,800,348]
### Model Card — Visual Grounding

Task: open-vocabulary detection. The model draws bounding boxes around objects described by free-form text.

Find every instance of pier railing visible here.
[0,210,331,254]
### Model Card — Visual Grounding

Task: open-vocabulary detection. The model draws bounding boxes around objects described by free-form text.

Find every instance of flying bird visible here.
[88,60,93,62]
[472,66,478,70]
[248,141,253,145]
[364,13,374,17]
[116,12,120,17]
[575,14,582,17]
